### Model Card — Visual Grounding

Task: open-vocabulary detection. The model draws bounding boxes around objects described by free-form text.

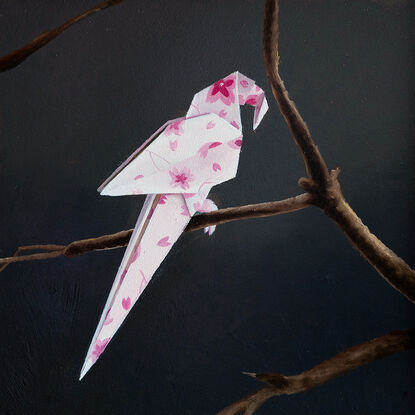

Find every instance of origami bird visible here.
[79,71,268,379]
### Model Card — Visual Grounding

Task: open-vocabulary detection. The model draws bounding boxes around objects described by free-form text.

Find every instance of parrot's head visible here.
[187,71,269,131]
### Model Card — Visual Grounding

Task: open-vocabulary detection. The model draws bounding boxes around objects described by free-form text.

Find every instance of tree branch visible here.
[0,194,312,270]
[0,0,125,72]
[263,0,415,303]
[217,329,415,415]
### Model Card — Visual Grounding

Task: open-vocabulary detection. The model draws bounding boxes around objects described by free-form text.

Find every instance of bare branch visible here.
[0,194,312,270]
[0,0,125,72]
[217,329,415,414]
[263,0,415,303]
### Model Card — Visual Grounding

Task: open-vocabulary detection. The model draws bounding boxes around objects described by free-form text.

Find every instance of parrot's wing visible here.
[80,193,192,380]
[100,113,242,197]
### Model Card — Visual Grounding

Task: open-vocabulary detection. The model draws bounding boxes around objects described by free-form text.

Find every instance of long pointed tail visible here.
[79,193,192,380]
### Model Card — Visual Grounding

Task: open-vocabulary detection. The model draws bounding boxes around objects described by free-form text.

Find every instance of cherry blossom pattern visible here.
[103,309,113,326]
[158,195,167,204]
[181,204,190,216]
[91,337,111,363]
[213,163,221,172]
[165,120,184,136]
[157,236,171,247]
[228,137,243,149]
[219,109,227,118]
[206,75,236,106]
[240,79,249,88]
[245,95,258,106]
[198,142,222,159]
[169,167,194,190]
[206,120,216,129]
[169,140,178,151]
[134,174,144,180]
[230,121,240,130]
[122,297,131,310]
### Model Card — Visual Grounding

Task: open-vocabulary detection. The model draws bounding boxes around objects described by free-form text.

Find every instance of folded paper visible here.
[79,71,268,379]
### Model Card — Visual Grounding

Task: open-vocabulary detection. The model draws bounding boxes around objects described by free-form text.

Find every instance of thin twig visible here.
[0,0,125,72]
[0,194,312,269]
[217,329,415,414]
[263,0,415,303]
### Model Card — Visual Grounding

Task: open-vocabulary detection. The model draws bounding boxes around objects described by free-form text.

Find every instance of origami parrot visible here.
[79,71,268,379]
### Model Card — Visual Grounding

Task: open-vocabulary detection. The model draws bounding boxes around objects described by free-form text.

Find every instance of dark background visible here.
[0,1,413,414]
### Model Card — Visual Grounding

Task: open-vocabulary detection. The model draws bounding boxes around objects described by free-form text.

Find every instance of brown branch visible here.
[0,0,125,72]
[0,194,312,270]
[263,0,415,303]
[217,328,415,414]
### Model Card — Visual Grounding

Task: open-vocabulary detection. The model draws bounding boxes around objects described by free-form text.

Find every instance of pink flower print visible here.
[240,79,249,88]
[219,109,227,118]
[169,167,194,190]
[104,309,113,326]
[213,163,221,172]
[228,137,243,149]
[169,140,178,151]
[238,94,245,105]
[198,141,222,159]
[246,95,258,106]
[206,75,236,106]
[165,120,184,136]
[183,193,196,199]
[134,174,144,180]
[158,194,167,204]
[181,204,190,217]
[206,120,216,129]
[91,337,111,363]
[157,236,171,247]
[230,120,240,130]
[122,297,131,310]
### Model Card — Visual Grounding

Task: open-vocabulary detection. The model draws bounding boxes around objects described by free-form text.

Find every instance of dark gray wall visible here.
[0,1,413,414]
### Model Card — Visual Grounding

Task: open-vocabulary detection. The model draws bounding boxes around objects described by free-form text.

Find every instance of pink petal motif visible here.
[165,120,184,136]
[122,297,131,310]
[131,244,141,263]
[134,174,144,180]
[240,80,249,88]
[158,195,167,204]
[198,142,222,159]
[230,120,240,130]
[213,163,221,172]
[91,337,111,363]
[169,167,194,190]
[183,193,196,199]
[206,75,236,106]
[219,109,227,118]
[228,138,243,149]
[181,204,190,216]
[104,309,113,326]
[169,140,178,151]
[206,120,216,129]
[246,95,258,106]
[157,236,171,247]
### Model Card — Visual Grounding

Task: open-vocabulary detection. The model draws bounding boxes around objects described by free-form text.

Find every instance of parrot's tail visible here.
[79,193,192,380]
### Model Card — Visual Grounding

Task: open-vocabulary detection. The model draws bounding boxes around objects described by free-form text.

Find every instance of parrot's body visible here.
[79,71,268,379]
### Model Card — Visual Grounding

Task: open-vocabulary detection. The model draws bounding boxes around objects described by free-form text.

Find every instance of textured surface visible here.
[0,1,414,414]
